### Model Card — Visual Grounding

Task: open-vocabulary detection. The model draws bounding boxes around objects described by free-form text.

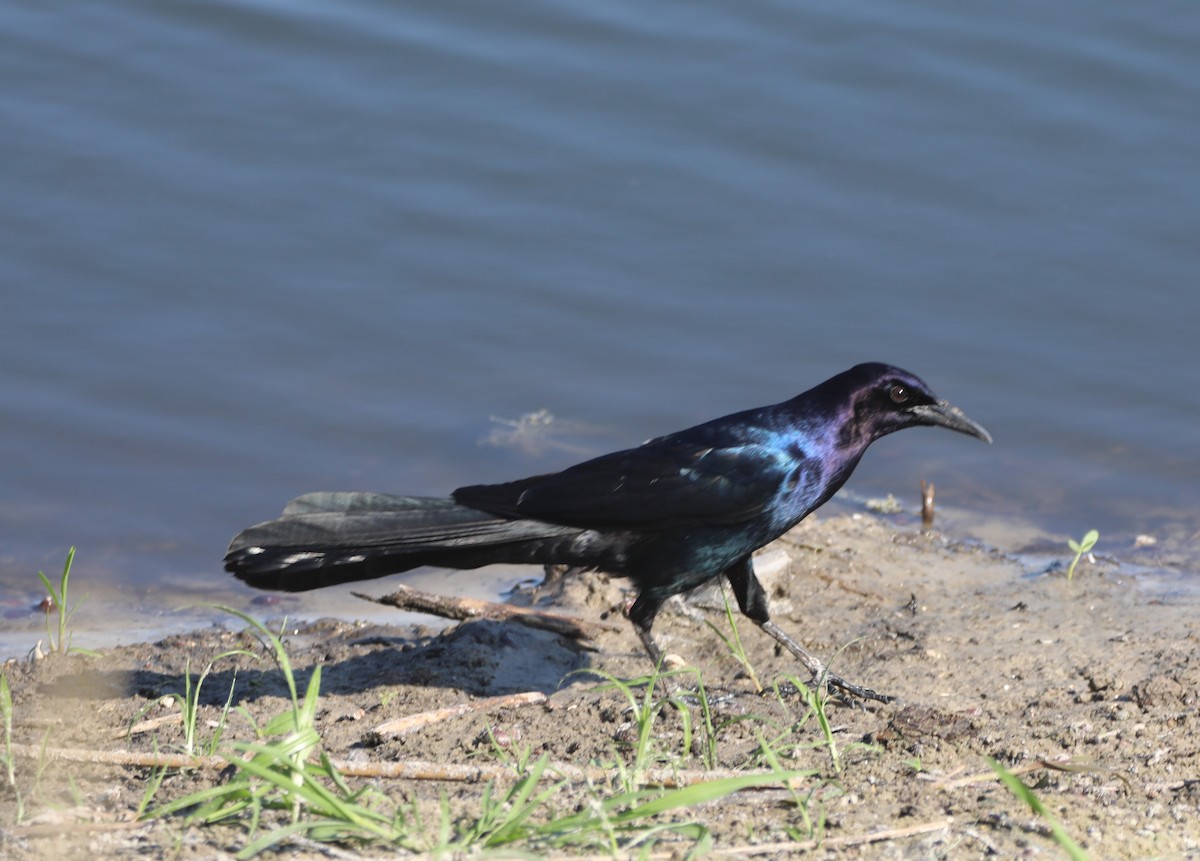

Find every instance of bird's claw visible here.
[764,672,894,706]
[819,671,895,705]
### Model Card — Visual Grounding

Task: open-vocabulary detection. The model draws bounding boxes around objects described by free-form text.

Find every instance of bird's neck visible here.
[775,397,875,500]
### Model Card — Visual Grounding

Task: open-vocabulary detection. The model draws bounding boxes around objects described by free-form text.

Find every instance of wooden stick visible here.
[920,479,935,528]
[120,712,184,739]
[371,690,546,739]
[932,758,1112,790]
[351,584,618,641]
[4,743,808,789]
[13,819,145,838]
[760,816,952,851]
[933,761,1043,789]
[544,817,954,860]
[7,743,223,771]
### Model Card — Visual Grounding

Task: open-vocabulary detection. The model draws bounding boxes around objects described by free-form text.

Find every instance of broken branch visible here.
[351,584,617,641]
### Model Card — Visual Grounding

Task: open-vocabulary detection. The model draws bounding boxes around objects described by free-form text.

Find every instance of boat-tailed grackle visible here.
[225,363,991,702]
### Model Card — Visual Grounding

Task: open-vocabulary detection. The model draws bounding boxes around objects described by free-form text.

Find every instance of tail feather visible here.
[225,493,579,592]
[281,491,440,517]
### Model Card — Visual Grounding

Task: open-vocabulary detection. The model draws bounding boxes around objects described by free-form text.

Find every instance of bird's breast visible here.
[769,459,827,533]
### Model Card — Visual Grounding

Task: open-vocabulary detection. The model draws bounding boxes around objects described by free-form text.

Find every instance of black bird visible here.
[225,363,990,702]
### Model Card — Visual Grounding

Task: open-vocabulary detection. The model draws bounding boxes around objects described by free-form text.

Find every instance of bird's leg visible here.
[538,564,584,599]
[722,557,894,705]
[758,621,893,704]
[635,625,665,666]
[627,592,666,664]
[626,592,679,697]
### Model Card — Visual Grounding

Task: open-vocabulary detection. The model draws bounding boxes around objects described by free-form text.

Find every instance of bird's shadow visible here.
[34,618,610,712]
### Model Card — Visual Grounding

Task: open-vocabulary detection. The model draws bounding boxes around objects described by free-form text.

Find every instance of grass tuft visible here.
[705,585,764,693]
[36,547,98,657]
[149,607,420,856]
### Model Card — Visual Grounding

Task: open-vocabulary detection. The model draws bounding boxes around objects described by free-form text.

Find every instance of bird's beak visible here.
[909,401,993,444]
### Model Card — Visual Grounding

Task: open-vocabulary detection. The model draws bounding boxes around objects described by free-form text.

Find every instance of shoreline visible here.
[5,494,1193,665]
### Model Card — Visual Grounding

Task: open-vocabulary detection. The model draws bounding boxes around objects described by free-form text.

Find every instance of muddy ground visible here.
[1,513,1197,859]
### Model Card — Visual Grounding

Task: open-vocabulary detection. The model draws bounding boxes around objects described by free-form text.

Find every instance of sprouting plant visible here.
[134,650,253,758]
[757,671,880,780]
[589,664,676,791]
[136,759,168,821]
[1066,530,1100,581]
[1,671,23,824]
[808,681,841,775]
[705,586,764,693]
[770,676,842,774]
[751,725,822,841]
[670,666,721,771]
[35,547,97,656]
[443,753,565,850]
[0,673,13,786]
[472,722,535,771]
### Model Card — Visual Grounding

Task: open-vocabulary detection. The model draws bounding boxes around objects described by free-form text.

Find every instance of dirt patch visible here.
[2,514,1198,858]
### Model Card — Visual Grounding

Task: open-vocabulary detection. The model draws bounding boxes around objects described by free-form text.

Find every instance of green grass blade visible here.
[235,818,349,859]
[1,672,16,789]
[147,780,256,820]
[213,606,300,707]
[988,758,1089,861]
[611,770,809,823]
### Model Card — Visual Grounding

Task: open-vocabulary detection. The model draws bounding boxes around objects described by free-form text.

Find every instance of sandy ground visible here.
[1,512,1198,859]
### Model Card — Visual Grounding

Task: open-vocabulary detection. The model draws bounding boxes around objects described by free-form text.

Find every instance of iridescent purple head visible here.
[812,363,992,450]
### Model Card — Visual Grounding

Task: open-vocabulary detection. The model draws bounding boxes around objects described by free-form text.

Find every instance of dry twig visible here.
[5,742,806,789]
[371,690,546,739]
[933,757,1119,790]
[352,583,617,641]
[544,817,954,859]
[920,479,935,528]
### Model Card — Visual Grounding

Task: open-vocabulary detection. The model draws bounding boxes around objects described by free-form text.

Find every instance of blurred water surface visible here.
[2,0,1197,654]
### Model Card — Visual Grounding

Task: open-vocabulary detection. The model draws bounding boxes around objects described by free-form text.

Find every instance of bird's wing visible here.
[454,441,790,530]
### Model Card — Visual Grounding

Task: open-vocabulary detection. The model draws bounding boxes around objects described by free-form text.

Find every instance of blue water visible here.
[2,1,1197,652]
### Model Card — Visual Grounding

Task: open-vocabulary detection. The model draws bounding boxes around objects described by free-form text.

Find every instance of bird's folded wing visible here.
[454,443,785,530]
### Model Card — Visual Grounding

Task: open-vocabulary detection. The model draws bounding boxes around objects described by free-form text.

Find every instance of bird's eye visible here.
[889,384,909,404]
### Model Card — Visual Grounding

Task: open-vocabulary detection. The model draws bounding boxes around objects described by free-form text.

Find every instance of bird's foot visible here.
[771,673,894,706]
[819,672,895,705]
[537,564,586,599]
[757,620,895,705]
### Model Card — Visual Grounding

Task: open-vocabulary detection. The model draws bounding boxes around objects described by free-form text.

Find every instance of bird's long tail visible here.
[224,492,580,591]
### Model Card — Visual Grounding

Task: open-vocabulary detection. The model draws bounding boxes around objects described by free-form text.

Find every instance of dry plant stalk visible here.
[371,690,545,739]
[920,479,935,528]
[352,583,617,641]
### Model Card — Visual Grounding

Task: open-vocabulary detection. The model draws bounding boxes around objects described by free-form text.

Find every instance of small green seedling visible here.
[705,586,763,693]
[36,547,98,656]
[1066,530,1099,581]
